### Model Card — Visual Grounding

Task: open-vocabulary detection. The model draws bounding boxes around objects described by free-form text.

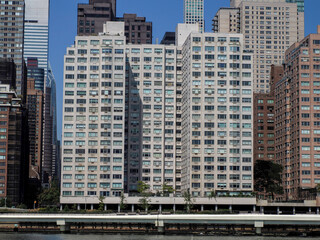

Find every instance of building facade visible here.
[46,63,58,181]
[26,59,44,181]
[0,58,16,88]
[0,84,29,205]
[26,58,45,90]
[160,32,176,45]
[117,14,152,44]
[77,0,116,36]
[61,22,255,204]
[213,0,304,93]
[275,27,320,200]
[62,23,126,198]
[253,65,283,164]
[184,0,204,33]
[180,33,254,197]
[24,0,49,83]
[0,0,25,96]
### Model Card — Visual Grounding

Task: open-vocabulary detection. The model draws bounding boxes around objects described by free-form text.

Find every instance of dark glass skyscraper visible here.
[27,58,45,91]
[0,0,26,97]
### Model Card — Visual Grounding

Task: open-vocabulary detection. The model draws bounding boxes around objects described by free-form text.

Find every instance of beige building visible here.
[213,0,304,93]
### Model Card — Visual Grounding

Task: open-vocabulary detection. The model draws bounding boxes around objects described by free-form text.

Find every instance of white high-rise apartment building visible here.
[24,0,50,85]
[213,0,304,93]
[61,22,254,204]
[62,23,126,198]
[180,32,254,197]
[184,0,204,33]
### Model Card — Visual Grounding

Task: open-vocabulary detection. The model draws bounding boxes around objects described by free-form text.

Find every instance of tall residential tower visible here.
[213,0,304,93]
[275,27,320,200]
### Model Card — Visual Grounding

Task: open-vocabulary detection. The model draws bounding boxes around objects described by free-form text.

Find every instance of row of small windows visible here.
[192,54,250,61]
[189,123,252,129]
[64,115,122,121]
[63,149,122,154]
[191,139,252,145]
[74,44,173,55]
[192,63,251,69]
[191,148,252,154]
[63,182,126,189]
[63,165,122,171]
[65,90,124,96]
[65,72,176,80]
[192,46,240,52]
[301,97,320,102]
[302,171,320,175]
[62,191,122,197]
[191,183,252,189]
[192,37,240,43]
[191,173,252,180]
[65,82,123,88]
[64,140,123,146]
[191,72,251,78]
[64,123,122,129]
[66,56,178,63]
[192,157,252,163]
[66,65,178,71]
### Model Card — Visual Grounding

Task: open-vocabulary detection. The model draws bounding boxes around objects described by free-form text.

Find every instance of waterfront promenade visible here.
[1,213,320,235]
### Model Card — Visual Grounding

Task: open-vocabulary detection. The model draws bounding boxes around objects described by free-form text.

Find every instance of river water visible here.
[0,234,312,240]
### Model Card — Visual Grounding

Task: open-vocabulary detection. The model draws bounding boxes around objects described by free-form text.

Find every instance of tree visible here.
[208,190,217,201]
[98,196,105,212]
[137,181,151,212]
[183,190,194,213]
[119,192,127,212]
[254,160,284,200]
[0,198,12,208]
[162,183,175,197]
[38,180,60,207]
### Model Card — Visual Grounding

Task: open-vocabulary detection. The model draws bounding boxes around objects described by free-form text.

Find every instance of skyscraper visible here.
[275,27,320,200]
[27,58,45,90]
[24,0,50,83]
[0,0,25,96]
[42,63,58,185]
[26,62,44,182]
[213,0,304,93]
[184,0,204,33]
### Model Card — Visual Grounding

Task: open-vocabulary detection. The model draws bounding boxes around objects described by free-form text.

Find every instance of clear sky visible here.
[50,0,320,140]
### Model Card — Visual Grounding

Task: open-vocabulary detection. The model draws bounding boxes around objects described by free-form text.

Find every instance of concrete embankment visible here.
[0,214,320,236]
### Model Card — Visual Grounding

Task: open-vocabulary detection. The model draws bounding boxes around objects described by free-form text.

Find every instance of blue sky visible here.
[50,0,320,140]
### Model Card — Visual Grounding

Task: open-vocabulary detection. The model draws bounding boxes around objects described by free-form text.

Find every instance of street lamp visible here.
[4,197,6,208]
